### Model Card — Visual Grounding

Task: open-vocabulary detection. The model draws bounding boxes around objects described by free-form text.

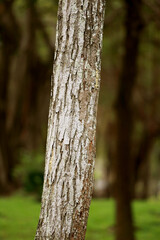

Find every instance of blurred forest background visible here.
[0,0,160,239]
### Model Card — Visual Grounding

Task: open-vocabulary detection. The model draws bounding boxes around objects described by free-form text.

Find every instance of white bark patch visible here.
[35,0,106,239]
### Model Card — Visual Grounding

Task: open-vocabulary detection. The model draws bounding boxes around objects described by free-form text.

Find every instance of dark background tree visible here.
[114,0,144,239]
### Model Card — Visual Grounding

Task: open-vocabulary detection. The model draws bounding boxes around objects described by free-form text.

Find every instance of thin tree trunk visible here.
[133,131,153,196]
[35,0,105,239]
[134,129,160,199]
[114,1,144,240]
[140,156,150,199]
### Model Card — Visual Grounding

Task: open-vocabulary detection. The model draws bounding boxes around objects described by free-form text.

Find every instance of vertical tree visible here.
[35,0,105,239]
[114,0,144,240]
[0,0,20,193]
[0,0,53,194]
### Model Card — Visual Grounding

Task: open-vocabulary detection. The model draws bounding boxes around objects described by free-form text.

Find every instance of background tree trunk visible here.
[114,0,144,240]
[0,0,52,193]
[0,0,20,193]
[35,0,105,239]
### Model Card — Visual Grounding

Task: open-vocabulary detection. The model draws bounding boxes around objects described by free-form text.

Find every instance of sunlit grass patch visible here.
[0,194,160,240]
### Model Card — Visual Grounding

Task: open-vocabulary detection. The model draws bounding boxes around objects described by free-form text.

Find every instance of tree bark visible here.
[114,1,144,240]
[35,0,105,239]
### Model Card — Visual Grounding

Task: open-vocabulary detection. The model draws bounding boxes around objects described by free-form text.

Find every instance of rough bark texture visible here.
[35,0,105,239]
[114,0,144,240]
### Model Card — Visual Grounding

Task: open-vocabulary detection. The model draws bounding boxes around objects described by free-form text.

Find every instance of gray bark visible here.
[35,0,105,239]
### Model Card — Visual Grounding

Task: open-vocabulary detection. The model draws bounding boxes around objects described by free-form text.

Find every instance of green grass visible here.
[86,199,160,240]
[0,194,160,240]
[0,193,40,240]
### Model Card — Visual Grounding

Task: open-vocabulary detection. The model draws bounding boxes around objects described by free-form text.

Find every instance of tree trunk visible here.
[35,0,105,239]
[114,1,144,240]
[0,0,20,193]
[133,131,152,198]
[140,157,150,199]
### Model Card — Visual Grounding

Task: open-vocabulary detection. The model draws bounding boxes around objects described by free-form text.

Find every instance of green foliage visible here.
[0,195,160,240]
[13,152,44,200]
[24,171,43,201]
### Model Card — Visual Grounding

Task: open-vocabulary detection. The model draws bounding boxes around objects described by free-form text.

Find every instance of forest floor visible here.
[0,193,160,240]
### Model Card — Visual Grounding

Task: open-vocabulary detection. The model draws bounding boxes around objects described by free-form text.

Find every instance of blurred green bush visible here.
[13,151,44,200]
